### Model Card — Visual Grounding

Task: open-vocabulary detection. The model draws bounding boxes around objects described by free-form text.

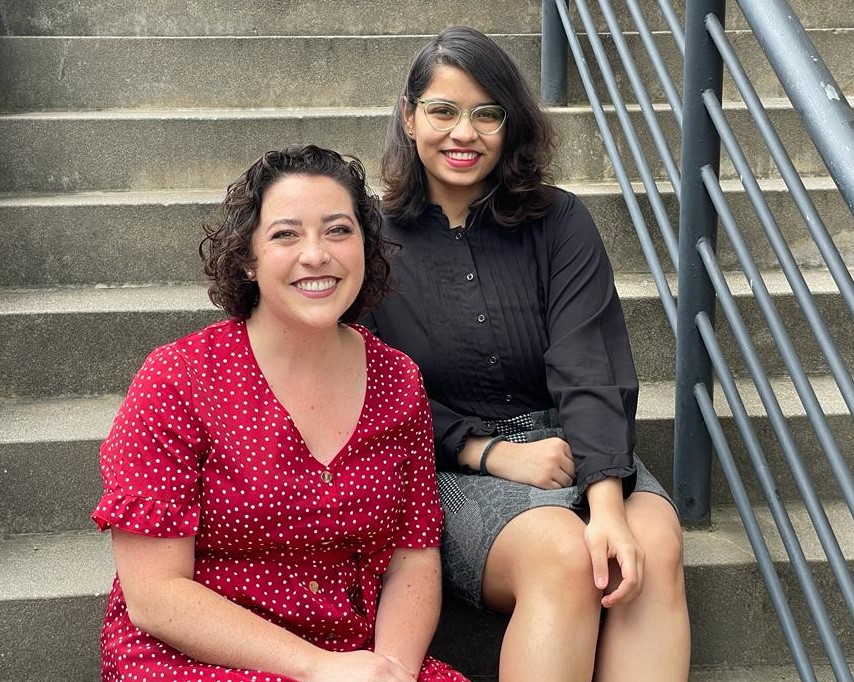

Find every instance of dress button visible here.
[465,272,474,281]
[309,580,320,594]
[488,354,499,365]
[477,314,486,323]
[321,470,333,483]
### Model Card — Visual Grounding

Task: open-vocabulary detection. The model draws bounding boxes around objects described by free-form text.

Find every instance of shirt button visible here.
[321,470,333,483]
[505,393,513,402]
[309,580,320,594]
[488,354,499,365]
[454,231,463,240]
[465,272,474,281]
[477,314,486,323]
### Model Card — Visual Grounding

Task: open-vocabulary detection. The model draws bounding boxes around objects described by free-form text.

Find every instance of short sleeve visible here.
[91,344,209,537]
[392,384,445,549]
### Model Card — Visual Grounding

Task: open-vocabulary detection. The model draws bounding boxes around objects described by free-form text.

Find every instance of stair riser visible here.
[2,560,852,681]
[3,409,852,535]
[3,184,850,286]
[0,0,846,37]
[4,31,850,111]
[0,595,104,682]
[0,288,849,398]
[0,107,833,193]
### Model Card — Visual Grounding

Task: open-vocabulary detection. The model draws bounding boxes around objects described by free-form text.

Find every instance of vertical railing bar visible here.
[552,0,677,332]
[542,0,569,105]
[674,1,725,526]
[697,237,854,622]
[702,89,854,420]
[705,13,854,322]
[655,0,685,57]
[692,369,819,682]
[624,0,684,132]
[596,0,682,200]
[736,0,854,217]
[572,0,679,270]
[700,164,854,519]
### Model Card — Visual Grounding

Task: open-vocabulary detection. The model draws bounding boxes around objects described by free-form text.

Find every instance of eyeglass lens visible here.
[422,101,506,134]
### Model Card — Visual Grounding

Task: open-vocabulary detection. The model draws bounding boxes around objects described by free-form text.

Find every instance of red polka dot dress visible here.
[92,320,469,681]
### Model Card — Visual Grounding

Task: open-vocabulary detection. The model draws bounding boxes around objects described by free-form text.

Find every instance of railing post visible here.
[541,0,568,105]
[674,1,725,527]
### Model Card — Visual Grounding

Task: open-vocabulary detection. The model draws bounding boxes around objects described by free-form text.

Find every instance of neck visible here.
[428,183,484,228]
[245,310,350,373]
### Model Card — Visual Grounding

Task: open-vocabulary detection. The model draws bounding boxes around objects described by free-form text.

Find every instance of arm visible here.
[583,478,645,608]
[374,547,442,676]
[112,530,415,682]
[543,193,638,499]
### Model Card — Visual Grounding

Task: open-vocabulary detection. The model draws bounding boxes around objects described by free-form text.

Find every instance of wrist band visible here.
[479,436,506,476]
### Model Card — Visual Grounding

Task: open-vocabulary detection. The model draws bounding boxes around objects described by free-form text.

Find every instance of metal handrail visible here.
[542,0,854,676]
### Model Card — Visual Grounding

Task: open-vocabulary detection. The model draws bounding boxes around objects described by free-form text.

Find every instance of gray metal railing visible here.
[542,0,854,677]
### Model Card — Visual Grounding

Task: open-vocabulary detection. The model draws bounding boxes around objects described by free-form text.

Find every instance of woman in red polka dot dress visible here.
[91,145,469,682]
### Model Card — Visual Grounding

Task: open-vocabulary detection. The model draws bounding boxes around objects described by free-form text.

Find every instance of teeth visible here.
[445,151,479,160]
[295,278,336,292]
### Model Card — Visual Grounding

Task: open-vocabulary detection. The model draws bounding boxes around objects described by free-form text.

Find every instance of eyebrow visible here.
[265,213,356,229]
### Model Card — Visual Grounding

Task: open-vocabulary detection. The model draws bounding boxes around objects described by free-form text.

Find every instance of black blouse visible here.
[363,189,637,497]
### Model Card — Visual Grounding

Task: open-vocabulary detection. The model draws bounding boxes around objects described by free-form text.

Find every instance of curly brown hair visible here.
[200,145,393,321]
[381,26,558,227]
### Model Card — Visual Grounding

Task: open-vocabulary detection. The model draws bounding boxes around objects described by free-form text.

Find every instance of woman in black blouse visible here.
[364,27,690,681]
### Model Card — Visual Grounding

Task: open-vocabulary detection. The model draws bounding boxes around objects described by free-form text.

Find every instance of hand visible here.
[485,437,576,489]
[583,511,645,608]
[306,650,416,682]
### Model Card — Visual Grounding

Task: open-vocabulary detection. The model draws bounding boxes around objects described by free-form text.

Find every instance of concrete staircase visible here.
[1,0,853,679]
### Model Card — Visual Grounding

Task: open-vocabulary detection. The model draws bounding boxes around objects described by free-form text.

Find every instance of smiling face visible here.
[250,174,365,332]
[403,64,506,211]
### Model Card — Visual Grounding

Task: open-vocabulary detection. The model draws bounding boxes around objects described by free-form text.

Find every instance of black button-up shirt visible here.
[364,189,637,496]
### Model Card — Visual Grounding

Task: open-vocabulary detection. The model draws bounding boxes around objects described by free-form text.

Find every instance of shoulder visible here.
[136,319,241,387]
[352,324,424,390]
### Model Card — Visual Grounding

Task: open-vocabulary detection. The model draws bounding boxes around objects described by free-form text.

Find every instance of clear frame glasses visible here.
[414,98,507,135]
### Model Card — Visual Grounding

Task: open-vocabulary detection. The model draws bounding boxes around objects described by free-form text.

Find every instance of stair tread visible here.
[1,373,848,446]
[2,265,848,313]
[2,502,852,602]
[0,174,841,206]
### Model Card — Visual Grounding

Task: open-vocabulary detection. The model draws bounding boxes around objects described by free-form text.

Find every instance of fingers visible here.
[586,532,611,592]
[601,547,644,608]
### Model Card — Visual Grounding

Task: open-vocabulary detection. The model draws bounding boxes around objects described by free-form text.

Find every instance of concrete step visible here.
[2,375,852,536]
[0,0,847,37]
[1,268,851,398]
[3,177,850,287]
[0,100,843,193]
[1,503,852,680]
[2,30,851,111]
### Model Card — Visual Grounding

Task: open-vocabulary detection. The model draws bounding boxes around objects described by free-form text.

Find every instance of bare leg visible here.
[482,506,602,682]
[594,493,691,682]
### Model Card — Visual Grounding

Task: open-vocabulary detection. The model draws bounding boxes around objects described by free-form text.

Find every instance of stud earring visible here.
[245,269,256,281]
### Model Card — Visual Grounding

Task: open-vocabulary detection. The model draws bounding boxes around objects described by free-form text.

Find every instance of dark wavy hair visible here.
[200,145,392,321]
[381,26,557,227]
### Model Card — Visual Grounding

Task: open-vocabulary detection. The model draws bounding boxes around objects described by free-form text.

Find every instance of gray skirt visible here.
[436,409,673,608]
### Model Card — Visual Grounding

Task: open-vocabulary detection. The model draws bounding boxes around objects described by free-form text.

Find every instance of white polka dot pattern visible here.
[91,320,467,681]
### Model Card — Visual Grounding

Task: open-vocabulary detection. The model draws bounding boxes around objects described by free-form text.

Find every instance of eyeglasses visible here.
[413,98,507,135]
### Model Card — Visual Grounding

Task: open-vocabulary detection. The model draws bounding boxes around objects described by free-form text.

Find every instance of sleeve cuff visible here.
[91,491,200,538]
[573,463,637,508]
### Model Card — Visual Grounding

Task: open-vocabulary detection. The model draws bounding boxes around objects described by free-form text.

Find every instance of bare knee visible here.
[627,495,686,600]
[483,506,601,612]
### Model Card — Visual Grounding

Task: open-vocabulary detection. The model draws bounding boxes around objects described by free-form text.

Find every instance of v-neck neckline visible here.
[239,320,371,470]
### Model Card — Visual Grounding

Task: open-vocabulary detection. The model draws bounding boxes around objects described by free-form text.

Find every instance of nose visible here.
[298,237,330,267]
[449,113,478,142]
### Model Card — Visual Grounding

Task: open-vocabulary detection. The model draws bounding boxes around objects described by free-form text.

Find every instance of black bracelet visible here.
[479,436,506,476]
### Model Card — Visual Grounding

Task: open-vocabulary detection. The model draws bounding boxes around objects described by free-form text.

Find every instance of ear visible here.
[400,96,416,138]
